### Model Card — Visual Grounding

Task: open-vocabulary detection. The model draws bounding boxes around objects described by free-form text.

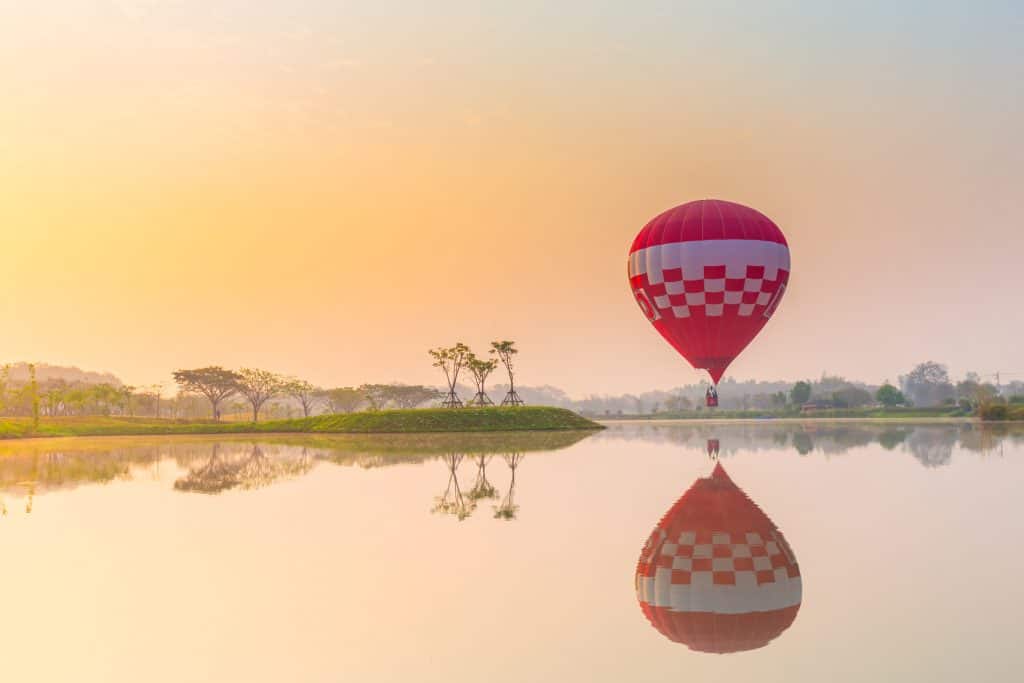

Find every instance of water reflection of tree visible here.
[466,455,498,502]
[596,422,1024,467]
[432,453,475,520]
[905,427,957,468]
[494,453,523,521]
[174,443,313,494]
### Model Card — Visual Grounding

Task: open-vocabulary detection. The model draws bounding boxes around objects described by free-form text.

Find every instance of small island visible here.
[0,406,603,441]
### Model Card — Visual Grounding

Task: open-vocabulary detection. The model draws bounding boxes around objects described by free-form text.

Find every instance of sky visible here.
[1,1,1022,396]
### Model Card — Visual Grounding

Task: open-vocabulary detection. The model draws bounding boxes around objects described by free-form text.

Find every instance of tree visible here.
[283,378,320,417]
[490,340,524,406]
[388,384,443,409]
[236,368,285,422]
[832,384,873,408]
[901,361,955,407]
[429,343,470,408]
[790,381,811,405]
[323,387,364,414]
[359,383,394,411]
[876,383,906,407]
[172,367,241,421]
[464,353,498,406]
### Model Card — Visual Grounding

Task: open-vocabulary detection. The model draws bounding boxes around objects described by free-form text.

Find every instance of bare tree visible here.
[172,367,241,421]
[283,378,320,417]
[465,353,498,406]
[236,368,285,422]
[429,343,470,408]
[491,340,524,406]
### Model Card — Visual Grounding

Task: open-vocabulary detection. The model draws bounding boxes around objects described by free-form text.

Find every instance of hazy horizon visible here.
[3,2,1022,395]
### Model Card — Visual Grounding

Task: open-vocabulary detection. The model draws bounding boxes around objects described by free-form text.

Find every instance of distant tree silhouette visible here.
[172,367,241,421]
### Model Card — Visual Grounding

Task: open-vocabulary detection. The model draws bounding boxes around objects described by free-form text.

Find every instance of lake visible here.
[1,422,1021,682]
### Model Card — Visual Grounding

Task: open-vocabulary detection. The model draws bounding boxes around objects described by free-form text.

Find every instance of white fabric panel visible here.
[628,240,790,280]
[637,576,803,614]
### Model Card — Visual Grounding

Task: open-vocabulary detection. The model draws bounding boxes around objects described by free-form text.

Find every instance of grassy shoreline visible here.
[0,406,603,440]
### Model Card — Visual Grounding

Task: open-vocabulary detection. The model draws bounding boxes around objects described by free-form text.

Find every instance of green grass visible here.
[0,406,603,440]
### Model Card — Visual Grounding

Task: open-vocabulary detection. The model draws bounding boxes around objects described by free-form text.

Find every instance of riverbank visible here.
[0,406,604,440]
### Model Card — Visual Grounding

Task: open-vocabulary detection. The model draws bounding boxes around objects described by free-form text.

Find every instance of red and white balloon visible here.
[628,199,790,384]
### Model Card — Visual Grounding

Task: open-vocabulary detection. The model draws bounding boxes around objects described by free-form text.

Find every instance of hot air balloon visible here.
[628,200,790,405]
[635,463,801,653]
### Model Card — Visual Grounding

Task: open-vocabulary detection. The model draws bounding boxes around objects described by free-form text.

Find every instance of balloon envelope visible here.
[635,463,801,653]
[628,199,790,383]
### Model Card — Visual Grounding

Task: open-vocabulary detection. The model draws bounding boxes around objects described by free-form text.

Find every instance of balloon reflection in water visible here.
[636,462,801,653]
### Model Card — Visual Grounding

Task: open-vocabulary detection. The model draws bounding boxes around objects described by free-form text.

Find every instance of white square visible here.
[756,291,772,305]
[692,544,712,559]
[705,303,724,317]
[744,278,763,292]
[712,558,733,571]
[738,303,755,316]
[685,292,705,306]
[746,532,764,545]
[678,531,696,545]
[654,294,670,309]
[711,532,731,545]
[671,306,690,318]
[672,557,693,571]
[665,280,686,295]
[724,290,742,304]
[691,571,713,588]
[704,278,725,293]
[732,544,751,558]
[735,571,757,588]
[765,542,780,556]
[774,567,788,582]
[660,543,678,556]
[753,556,772,571]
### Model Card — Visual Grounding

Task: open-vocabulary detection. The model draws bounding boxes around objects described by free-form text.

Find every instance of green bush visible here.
[980,404,1009,421]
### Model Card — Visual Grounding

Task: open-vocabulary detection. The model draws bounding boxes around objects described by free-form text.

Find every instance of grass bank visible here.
[0,406,603,440]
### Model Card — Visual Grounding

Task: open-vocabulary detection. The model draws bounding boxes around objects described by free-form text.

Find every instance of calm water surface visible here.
[1,423,1021,682]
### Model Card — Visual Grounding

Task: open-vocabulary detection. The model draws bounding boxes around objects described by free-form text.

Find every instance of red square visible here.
[671,570,692,585]
[684,279,704,293]
[692,558,713,572]
[725,278,745,291]
[750,545,768,557]
[703,264,726,279]
[712,544,732,558]
[771,553,788,569]
[756,570,776,585]
[676,545,693,558]
[704,291,725,305]
[713,571,736,586]
[746,265,765,278]
[662,267,683,282]
[732,557,754,571]
[742,291,760,304]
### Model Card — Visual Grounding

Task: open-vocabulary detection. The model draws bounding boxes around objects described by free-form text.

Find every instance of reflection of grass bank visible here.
[0,406,602,440]
[599,406,978,421]
[979,404,1024,421]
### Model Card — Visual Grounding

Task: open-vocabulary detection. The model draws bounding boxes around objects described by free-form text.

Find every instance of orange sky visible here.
[2,3,1022,394]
